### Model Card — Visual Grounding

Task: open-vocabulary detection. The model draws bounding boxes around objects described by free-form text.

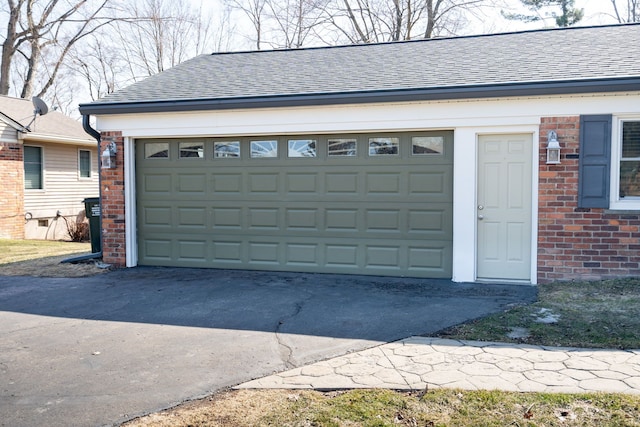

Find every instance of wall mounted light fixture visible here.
[101,141,117,169]
[546,130,561,165]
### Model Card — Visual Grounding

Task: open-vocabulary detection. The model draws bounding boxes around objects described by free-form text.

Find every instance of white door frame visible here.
[124,136,138,267]
[452,126,539,284]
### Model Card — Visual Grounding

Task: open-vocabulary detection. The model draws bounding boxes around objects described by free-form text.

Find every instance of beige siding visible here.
[24,142,99,238]
[0,121,18,142]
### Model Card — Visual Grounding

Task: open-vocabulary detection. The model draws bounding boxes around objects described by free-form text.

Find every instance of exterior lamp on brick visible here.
[546,130,561,164]
[101,141,117,169]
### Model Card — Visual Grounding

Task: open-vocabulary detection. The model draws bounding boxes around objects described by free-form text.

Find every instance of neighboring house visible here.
[79,24,640,284]
[0,96,98,240]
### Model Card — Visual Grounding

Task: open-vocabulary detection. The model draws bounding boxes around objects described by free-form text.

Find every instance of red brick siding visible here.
[0,142,24,239]
[100,132,126,266]
[538,117,640,283]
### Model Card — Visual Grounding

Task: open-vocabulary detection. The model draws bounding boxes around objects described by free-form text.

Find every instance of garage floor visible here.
[0,267,535,427]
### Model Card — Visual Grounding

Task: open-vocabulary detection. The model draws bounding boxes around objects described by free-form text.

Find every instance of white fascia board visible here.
[94,92,640,138]
[19,132,96,147]
[0,112,26,132]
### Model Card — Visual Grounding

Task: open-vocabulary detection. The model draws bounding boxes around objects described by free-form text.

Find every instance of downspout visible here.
[82,113,100,141]
[62,115,103,263]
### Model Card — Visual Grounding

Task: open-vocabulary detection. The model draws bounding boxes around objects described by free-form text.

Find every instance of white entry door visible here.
[477,134,532,281]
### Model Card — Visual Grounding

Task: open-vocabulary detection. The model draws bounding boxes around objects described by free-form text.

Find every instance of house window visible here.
[79,150,91,178]
[179,142,204,158]
[250,140,278,158]
[145,142,169,159]
[619,121,640,199]
[412,136,444,155]
[214,141,240,158]
[368,137,399,156]
[328,138,357,156]
[24,146,43,189]
[288,139,316,157]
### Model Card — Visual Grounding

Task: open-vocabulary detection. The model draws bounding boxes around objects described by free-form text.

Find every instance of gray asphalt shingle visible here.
[0,95,92,141]
[90,24,640,106]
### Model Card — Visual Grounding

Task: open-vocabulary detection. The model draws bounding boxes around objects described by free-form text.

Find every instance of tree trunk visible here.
[20,39,40,99]
[1,1,23,96]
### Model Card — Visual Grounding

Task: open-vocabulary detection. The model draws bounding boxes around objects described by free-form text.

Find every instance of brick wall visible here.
[538,117,640,283]
[0,142,24,239]
[100,132,126,266]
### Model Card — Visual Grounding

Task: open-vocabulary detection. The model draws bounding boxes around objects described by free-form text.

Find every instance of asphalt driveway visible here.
[0,267,536,427]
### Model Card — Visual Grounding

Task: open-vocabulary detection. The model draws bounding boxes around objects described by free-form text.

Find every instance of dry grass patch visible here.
[123,389,640,427]
[437,278,640,350]
[0,239,106,277]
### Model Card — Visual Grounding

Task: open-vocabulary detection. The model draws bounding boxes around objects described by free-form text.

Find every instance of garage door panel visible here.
[408,207,451,236]
[325,208,359,231]
[286,243,319,266]
[248,242,280,264]
[286,208,319,230]
[177,240,208,261]
[212,241,243,263]
[212,207,242,228]
[212,174,243,193]
[177,207,207,228]
[138,234,452,277]
[365,209,401,232]
[248,208,280,230]
[249,173,280,193]
[408,243,452,274]
[137,132,453,278]
[177,173,207,193]
[366,172,401,194]
[141,239,172,261]
[144,174,172,194]
[366,246,401,269]
[326,173,358,194]
[142,206,172,226]
[286,173,319,193]
[409,170,451,196]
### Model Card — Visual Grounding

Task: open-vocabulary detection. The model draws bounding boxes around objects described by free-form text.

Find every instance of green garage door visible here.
[136,131,453,278]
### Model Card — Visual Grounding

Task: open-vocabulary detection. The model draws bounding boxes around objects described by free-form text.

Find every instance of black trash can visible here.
[83,197,101,253]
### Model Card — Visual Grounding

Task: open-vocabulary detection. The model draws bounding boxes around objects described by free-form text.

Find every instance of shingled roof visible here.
[0,96,93,142]
[80,24,640,115]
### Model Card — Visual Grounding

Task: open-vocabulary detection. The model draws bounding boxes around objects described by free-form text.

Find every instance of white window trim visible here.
[24,144,45,191]
[610,115,640,210]
[78,149,92,179]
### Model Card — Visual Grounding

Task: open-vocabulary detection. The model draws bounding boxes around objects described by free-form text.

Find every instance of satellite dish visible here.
[25,96,50,131]
[32,96,49,116]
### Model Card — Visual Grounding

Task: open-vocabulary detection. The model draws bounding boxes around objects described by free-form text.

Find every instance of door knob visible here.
[478,214,484,220]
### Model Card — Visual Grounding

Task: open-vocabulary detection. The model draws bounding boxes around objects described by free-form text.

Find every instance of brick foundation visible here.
[0,142,24,239]
[537,117,640,283]
[100,132,126,266]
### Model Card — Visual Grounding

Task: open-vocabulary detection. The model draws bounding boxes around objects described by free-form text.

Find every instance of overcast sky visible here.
[188,0,624,51]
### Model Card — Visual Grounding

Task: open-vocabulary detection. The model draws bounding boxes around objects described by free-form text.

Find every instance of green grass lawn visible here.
[0,239,90,265]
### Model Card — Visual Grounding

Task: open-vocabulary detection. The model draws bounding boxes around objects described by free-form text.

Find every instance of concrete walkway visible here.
[237,337,640,394]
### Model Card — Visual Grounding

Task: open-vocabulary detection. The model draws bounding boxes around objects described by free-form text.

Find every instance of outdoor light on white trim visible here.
[546,130,561,165]
[101,141,117,169]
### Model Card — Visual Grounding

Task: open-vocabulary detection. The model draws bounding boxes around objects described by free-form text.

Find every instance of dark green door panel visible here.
[136,132,453,278]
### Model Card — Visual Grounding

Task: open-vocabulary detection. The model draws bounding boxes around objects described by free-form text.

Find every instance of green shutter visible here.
[578,115,612,208]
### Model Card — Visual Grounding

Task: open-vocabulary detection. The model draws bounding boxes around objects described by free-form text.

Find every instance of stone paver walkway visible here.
[236,337,640,394]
